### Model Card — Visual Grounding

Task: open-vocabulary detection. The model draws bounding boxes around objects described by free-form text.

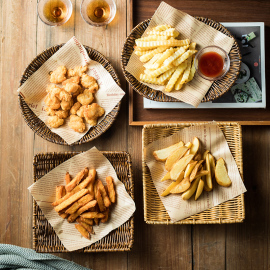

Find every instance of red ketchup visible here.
[198,51,224,78]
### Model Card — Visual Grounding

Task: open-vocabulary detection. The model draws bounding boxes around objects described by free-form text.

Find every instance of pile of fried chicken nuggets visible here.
[45,65,105,133]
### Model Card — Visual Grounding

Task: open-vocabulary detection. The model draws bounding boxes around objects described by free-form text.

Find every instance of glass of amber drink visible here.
[80,0,116,27]
[37,0,72,26]
[195,45,230,81]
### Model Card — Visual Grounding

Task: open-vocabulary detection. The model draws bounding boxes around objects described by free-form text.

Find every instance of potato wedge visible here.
[190,137,200,155]
[193,170,209,180]
[215,158,232,187]
[189,160,204,182]
[170,177,191,193]
[209,153,216,178]
[153,141,184,161]
[165,145,189,171]
[194,153,202,161]
[182,177,200,200]
[195,179,204,200]
[205,153,213,190]
[203,150,209,160]
[160,171,171,182]
[161,171,184,196]
[184,160,198,178]
[170,154,194,180]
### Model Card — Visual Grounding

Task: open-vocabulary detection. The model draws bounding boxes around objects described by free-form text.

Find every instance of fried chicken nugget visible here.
[84,103,105,126]
[70,102,81,115]
[55,109,69,119]
[64,82,81,95]
[50,66,67,84]
[81,74,98,89]
[77,89,94,106]
[68,115,86,133]
[62,76,80,86]
[61,99,73,111]
[46,84,62,97]
[45,107,56,116]
[87,83,99,94]
[59,90,72,102]
[67,66,88,77]
[77,105,87,118]
[47,115,64,128]
[44,94,61,110]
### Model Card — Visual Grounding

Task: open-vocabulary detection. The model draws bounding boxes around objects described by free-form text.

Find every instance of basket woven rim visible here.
[33,151,134,252]
[142,122,245,224]
[19,44,121,145]
[121,17,241,103]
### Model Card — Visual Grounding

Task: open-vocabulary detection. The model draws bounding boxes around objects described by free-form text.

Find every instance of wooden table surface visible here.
[0,0,269,269]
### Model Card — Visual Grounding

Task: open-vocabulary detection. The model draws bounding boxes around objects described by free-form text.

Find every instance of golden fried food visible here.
[61,99,73,111]
[50,66,67,84]
[70,102,81,115]
[67,66,88,77]
[68,115,86,133]
[84,103,105,126]
[59,90,72,102]
[45,107,56,116]
[44,65,105,133]
[62,76,80,86]
[81,74,98,89]
[44,94,61,110]
[77,89,94,106]
[46,84,62,96]
[63,82,81,95]
[55,109,69,119]
[47,115,64,128]
[76,105,87,118]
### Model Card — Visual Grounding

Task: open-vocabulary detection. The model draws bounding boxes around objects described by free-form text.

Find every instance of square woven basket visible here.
[142,122,245,224]
[33,151,134,252]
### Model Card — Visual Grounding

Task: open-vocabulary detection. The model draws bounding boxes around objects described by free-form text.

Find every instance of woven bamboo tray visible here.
[19,45,121,145]
[142,122,245,224]
[33,151,134,252]
[121,18,241,103]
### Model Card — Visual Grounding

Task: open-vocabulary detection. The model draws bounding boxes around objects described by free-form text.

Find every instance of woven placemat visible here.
[33,151,134,252]
[19,45,121,145]
[121,18,241,103]
[142,122,245,224]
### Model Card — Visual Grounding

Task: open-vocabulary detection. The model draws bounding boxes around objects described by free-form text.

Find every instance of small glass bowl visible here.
[80,0,116,27]
[194,45,230,81]
[37,0,72,27]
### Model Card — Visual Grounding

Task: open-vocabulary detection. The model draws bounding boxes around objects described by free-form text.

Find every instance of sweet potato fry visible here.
[94,218,99,226]
[81,212,105,219]
[75,224,90,240]
[65,167,88,192]
[101,208,109,223]
[106,176,116,203]
[97,179,111,207]
[65,172,71,186]
[56,186,65,200]
[54,189,89,213]
[86,169,96,197]
[65,194,94,214]
[77,216,94,226]
[77,219,95,234]
[67,200,97,223]
[96,188,106,212]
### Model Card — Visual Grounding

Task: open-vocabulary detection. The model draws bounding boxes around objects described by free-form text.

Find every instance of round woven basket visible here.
[121,18,241,102]
[19,44,121,145]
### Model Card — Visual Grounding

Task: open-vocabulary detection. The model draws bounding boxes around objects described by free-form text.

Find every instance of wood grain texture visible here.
[1,0,270,269]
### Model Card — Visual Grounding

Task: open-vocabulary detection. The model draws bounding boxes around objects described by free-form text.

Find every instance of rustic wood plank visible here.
[225,125,270,270]
[0,0,37,248]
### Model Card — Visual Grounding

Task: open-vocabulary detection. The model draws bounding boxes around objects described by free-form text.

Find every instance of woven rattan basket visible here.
[33,151,134,252]
[19,45,121,145]
[142,122,245,224]
[121,18,241,103]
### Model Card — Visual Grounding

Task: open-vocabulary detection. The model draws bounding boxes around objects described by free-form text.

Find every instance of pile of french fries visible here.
[153,137,232,201]
[134,25,197,92]
[52,168,116,240]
